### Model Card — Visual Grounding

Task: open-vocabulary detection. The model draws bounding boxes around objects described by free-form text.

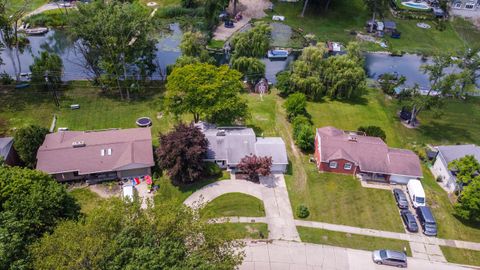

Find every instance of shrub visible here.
[358,126,387,141]
[275,71,293,97]
[292,115,311,138]
[203,162,222,178]
[296,204,310,218]
[284,92,307,121]
[0,71,13,85]
[294,124,315,151]
[156,6,197,18]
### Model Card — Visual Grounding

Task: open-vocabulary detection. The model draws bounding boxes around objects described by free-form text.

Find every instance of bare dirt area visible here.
[213,0,272,41]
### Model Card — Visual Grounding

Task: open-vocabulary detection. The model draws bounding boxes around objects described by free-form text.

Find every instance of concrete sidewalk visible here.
[240,240,474,270]
[295,220,480,251]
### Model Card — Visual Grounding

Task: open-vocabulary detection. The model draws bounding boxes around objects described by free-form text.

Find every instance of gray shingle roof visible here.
[0,137,14,159]
[436,144,480,164]
[197,123,288,166]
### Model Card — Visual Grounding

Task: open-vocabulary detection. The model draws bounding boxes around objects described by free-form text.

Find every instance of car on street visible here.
[372,249,407,268]
[400,209,419,232]
[393,188,409,209]
[416,206,437,236]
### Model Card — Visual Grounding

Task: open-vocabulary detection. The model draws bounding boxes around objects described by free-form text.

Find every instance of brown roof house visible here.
[314,126,422,184]
[36,128,154,182]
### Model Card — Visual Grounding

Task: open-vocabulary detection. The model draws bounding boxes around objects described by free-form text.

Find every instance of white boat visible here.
[25,27,49,36]
[267,49,289,59]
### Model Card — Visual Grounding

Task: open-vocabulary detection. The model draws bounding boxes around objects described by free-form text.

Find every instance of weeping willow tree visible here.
[230,22,271,59]
[231,56,265,84]
[288,42,366,100]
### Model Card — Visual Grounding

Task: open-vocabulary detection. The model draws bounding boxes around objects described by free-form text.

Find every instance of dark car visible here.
[401,210,419,232]
[416,206,437,236]
[393,189,409,209]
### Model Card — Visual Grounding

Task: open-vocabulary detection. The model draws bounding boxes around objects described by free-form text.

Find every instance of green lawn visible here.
[286,87,480,241]
[245,93,278,136]
[69,187,104,215]
[288,163,405,233]
[214,223,269,239]
[8,0,49,15]
[0,82,188,137]
[298,227,412,256]
[264,0,480,55]
[201,193,265,218]
[441,246,480,267]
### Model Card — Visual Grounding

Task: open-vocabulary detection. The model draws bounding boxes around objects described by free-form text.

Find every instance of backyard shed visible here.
[384,21,397,32]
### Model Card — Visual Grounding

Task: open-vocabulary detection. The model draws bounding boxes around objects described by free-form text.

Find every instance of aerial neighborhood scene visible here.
[1,0,480,268]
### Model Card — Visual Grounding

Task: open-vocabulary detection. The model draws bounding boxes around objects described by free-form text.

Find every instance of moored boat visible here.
[25,27,49,36]
[267,49,289,59]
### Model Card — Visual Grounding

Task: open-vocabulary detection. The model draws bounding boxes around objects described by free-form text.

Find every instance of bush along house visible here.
[314,126,422,184]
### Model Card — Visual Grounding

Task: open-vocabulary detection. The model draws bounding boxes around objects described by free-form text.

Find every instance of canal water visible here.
[1,23,477,88]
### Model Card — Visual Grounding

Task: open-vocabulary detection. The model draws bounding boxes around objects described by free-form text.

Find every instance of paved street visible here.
[240,240,475,270]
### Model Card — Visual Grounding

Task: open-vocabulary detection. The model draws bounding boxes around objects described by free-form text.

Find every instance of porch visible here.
[357,172,389,183]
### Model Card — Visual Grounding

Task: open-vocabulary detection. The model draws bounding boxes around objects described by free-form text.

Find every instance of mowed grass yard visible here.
[287,161,405,233]
[285,87,480,242]
[440,246,480,267]
[201,193,265,218]
[298,227,412,256]
[265,0,480,55]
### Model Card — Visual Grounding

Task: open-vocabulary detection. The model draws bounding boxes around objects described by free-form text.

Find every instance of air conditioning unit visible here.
[72,141,86,148]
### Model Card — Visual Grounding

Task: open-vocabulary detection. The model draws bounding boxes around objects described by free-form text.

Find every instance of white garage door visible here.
[390,175,411,185]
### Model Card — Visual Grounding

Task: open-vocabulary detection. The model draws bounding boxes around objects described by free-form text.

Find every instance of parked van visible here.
[416,206,437,236]
[407,179,426,208]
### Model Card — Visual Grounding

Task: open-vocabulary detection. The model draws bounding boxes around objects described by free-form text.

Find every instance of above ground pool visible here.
[401,1,431,10]
[136,117,152,127]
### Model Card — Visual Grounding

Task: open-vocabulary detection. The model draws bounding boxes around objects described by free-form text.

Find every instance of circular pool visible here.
[401,1,431,10]
[136,117,152,127]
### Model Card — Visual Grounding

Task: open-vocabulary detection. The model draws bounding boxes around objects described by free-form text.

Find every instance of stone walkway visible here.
[184,174,300,241]
[240,240,474,270]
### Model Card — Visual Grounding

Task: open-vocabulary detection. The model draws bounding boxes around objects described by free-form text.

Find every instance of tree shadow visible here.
[334,94,369,106]
[419,121,475,144]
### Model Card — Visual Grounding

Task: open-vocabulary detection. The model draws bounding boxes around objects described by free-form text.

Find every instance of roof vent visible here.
[72,141,86,148]
[216,130,226,136]
[348,135,357,142]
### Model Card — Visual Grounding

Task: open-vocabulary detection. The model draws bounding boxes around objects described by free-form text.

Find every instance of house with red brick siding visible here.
[314,126,422,184]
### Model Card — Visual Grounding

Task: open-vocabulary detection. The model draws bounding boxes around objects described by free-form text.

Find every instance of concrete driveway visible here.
[184,174,300,241]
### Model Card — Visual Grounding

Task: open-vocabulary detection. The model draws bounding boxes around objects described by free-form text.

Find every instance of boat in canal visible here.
[267,49,289,60]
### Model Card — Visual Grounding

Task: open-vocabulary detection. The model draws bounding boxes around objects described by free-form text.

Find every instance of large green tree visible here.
[13,125,49,168]
[231,56,266,85]
[30,51,63,107]
[402,55,454,126]
[69,1,156,99]
[165,63,248,124]
[289,44,366,100]
[31,197,243,269]
[448,155,480,189]
[156,123,208,184]
[0,166,80,270]
[454,177,480,223]
[231,22,271,59]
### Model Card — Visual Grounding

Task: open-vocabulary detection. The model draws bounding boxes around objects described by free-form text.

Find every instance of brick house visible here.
[314,126,422,184]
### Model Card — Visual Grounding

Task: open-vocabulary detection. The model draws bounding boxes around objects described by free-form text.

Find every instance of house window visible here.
[329,161,338,169]
[454,2,462,8]
[344,163,353,170]
[465,3,475,9]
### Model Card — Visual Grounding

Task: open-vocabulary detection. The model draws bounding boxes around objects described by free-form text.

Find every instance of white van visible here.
[407,179,426,208]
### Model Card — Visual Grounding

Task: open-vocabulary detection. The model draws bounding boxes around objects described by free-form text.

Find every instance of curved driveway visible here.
[184,174,300,241]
